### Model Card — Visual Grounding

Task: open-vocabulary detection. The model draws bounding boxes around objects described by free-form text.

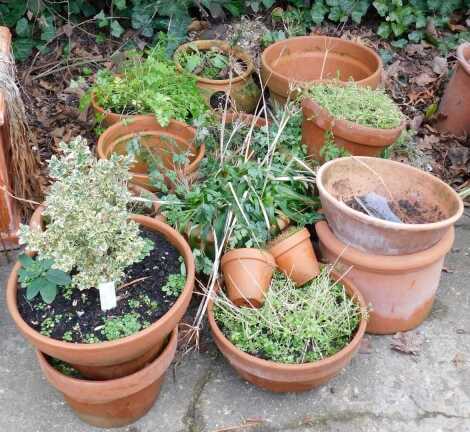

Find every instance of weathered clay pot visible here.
[316,221,454,334]
[317,156,463,255]
[221,248,276,308]
[97,115,205,192]
[6,210,194,379]
[36,328,177,428]
[301,97,404,160]
[268,228,319,286]
[90,91,136,127]
[261,36,382,104]
[174,40,261,113]
[436,43,470,137]
[208,271,367,392]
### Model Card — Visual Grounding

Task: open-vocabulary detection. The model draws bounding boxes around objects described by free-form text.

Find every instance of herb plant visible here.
[102,313,142,341]
[214,268,365,364]
[162,273,186,297]
[17,254,71,304]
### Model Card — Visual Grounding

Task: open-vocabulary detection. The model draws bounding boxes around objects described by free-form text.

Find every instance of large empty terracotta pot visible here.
[208,272,367,392]
[316,221,454,334]
[301,97,404,160]
[174,40,261,113]
[261,36,382,103]
[36,328,177,428]
[317,157,463,255]
[6,210,194,379]
[97,116,205,192]
[436,42,470,137]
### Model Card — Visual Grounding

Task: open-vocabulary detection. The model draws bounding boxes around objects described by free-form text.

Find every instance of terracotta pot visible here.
[268,228,320,286]
[97,115,205,192]
[221,248,276,308]
[317,156,463,255]
[261,36,382,104]
[316,221,454,334]
[36,328,177,428]
[174,40,261,113]
[208,271,367,392]
[91,91,137,127]
[221,111,270,128]
[6,209,194,379]
[301,97,405,160]
[128,184,163,220]
[436,43,470,136]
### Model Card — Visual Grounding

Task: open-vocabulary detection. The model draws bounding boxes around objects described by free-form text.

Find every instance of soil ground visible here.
[1,213,469,432]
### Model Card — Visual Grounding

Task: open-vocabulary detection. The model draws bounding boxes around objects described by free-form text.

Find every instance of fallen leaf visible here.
[187,20,209,32]
[391,331,425,355]
[432,56,448,75]
[417,134,439,150]
[409,114,424,130]
[62,23,73,37]
[414,72,436,87]
[51,127,65,138]
[453,353,465,368]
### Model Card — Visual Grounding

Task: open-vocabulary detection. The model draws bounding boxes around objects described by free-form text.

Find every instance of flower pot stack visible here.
[315,156,464,334]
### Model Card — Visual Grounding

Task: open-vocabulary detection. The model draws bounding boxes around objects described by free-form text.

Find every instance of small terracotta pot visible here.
[316,221,454,334]
[221,248,276,308]
[37,328,177,428]
[174,40,261,113]
[91,91,136,127]
[97,115,205,192]
[261,36,382,104]
[208,271,367,392]
[268,228,320,286]
[317,156,463,255]
[436,43,470,137]
[6,209,194,379]
[301,97,404,160]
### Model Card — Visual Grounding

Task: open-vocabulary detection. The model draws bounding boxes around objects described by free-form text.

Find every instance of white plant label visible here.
[98,281,117,311]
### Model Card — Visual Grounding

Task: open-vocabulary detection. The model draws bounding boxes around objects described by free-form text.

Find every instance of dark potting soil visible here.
[17,228,182,344]
[347,196,446,224]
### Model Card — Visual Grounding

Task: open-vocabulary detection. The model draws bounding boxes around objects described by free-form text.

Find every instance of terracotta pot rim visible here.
[221,248,276,267]
[302,98,405,146]
[457,42,470,75]
[6,213,195,352]
[36,328,177,404]
[317,156,464,231]
[316,221,454,272]
[221,112,270,128]
[91,92,150,119]
[208,271,367,371]
[174,40,255,85]
[96,115,206,178]
[268,228,310,258]
[261,36,382,87]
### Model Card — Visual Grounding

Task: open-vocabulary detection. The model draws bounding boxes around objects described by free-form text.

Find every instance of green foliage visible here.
[87,47,207,127]
[18,136,153,292]
[162,273,186,297]
[177,44,231,79]
[50,358,82,378]
[102,313,142,341]
[214,268,365,364]
[320,130,350,162]
[17,254,71,304]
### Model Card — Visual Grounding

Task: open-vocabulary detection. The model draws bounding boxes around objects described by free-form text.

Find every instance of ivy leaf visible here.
[110,20,124,38]
[95,10,108,28]
[40,14,55,42]
[46,269,71,286]
[377,22,391,39]
[16,17,30,37]
[26,278,44,300]
[114,0,127,11]
[311,1,328,25]
[40,281,58,304]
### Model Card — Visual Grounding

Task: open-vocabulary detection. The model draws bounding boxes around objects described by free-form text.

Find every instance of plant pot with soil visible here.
[267,226,319,286]
[174,40,261,113]
[84,47,208,127]
[208,268,367,392]
[6,137,195,381]
[316,156,463,255]
[436,42,470,137]
[97,115,205,192]
[261,36,383,104]
[316,221,454,334]
[301,82,404,161]
[36,328,177,428]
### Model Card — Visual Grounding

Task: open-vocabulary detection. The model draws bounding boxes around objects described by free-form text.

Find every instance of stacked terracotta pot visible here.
[315,156,464,334]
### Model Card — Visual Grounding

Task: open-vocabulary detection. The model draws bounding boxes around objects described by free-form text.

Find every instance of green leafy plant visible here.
[162,273,186,297]
[214,268,366,364]
[102,313,142,341]
[320,130,351,162]
[17,254,71,304]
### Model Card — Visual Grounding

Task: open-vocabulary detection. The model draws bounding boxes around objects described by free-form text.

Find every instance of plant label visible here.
[98,281,117,311]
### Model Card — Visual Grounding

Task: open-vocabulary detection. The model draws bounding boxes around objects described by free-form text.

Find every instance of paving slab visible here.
[1,214,470,432]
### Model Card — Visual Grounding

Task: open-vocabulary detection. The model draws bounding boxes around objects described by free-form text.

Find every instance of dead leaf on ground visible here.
[432,56,448,76]
[413,72,436,87]
[453,353,465,368]
[391,331,425,355]
[417,134,440,150]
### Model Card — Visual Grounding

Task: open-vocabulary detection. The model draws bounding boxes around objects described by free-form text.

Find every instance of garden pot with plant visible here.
[174,40,261,113]
[301,82,404,161]
[436,42,470,137]
[36,328,177,428]
[267,226,319,286]
[208,268,367,392]
[316,221,454,334]
[316,156,463,255]
[221,248,276,308]
[6,137,195,380]
[261,36,382,104]
[97,115,205,193]
[85,46,208,127]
